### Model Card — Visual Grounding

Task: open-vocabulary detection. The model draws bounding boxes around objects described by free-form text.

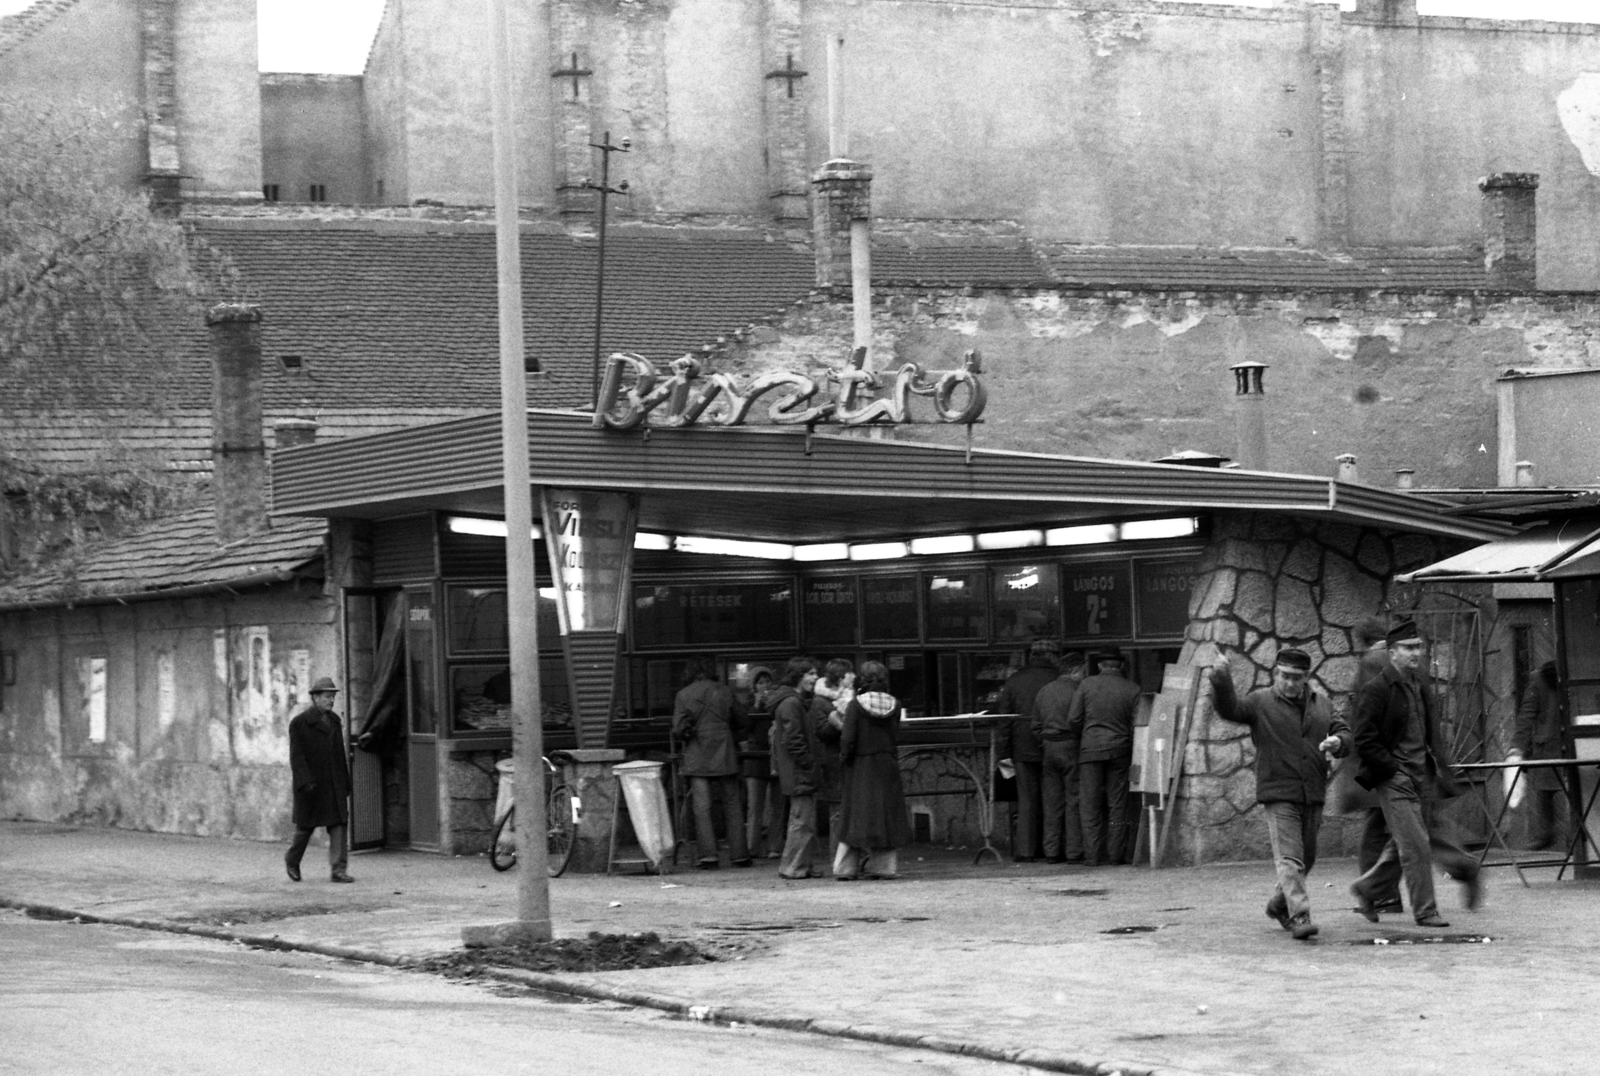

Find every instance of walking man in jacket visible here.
[1350,620,1482,927]
[770,656,823,879]
[1033,651,1087,864]
[286,677,353,883]
[1066,650,1142,866]
[996,638,1062,862]
[1210,649,1351,940]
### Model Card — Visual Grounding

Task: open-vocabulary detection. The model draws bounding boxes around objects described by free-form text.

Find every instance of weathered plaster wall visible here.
[0,0,145,191]
[174,0,262,198]
[260,74,371,204]
[0,586,339,840]
[363,0,409,205]
[1167,512,1458,866]
[722,286,1600,488]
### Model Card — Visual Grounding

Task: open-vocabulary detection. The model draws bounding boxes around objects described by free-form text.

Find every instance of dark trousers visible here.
[1040,740,1083,860]
[1079,754,1131,865]
[1012,759,1043,859]
[1359,808,1402,905]
[287,823,348,877]
[689,774,748,865]
[1354,775,1478,923]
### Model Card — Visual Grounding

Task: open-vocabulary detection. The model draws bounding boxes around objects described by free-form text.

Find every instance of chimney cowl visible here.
[206,302,262,326]
[1229,361,1268,396]
[273,417,319,450]
[1394,467,1416,490]
[1336,453,1359,484]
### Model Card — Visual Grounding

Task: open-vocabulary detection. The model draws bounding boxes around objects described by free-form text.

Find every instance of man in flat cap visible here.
[1033,650,1088,864]
[1066,649,1142,866]
[286,676,354,883]
[1350,620,1481,927]
[1210,648,1351,940]
[996,637,1063,862]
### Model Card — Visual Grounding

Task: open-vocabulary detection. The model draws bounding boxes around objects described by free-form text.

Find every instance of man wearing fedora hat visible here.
[1210,648,1351,940]
[286,676,354,883]
[1350,620,1481,927]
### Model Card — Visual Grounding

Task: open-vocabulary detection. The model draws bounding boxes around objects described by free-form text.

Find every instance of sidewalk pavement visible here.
[3,820,1592,1076]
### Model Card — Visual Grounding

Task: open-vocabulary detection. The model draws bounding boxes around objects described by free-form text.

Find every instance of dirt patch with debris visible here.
[168,904,388,927]
[417,931,727,977]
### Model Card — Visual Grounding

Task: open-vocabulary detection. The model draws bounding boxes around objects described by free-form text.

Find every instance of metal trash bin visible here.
[613,759,674,870]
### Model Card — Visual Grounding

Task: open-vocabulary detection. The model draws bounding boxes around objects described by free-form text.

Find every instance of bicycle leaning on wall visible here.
[489,754,577,877]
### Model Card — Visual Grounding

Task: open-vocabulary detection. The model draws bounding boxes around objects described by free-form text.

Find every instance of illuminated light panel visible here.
[794,543,850,562]
[928,575,966,590]
[1046,523,1118,547]
[1120,517,1199,541]
[909,534,976,556]
[976,529,1044,551]
[538,587,559,600]
[446,516,542,540]
[1006,571,1040,591]
[675,536,795,560]
[633,532,673,551]
[849,541,910,561]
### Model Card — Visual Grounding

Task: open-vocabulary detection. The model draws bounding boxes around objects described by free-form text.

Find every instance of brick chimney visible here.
[273,417,319,450]
[812,158,872,291]
[1479,173,1538,291]
[207,303,268,544]
[1229,362,1269,471]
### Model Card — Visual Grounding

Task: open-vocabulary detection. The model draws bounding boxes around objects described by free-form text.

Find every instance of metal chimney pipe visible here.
[1394,467,1416,490]
[1515,460,1535,487]
[1336,453,1359,484]
[1229,361,1269,471]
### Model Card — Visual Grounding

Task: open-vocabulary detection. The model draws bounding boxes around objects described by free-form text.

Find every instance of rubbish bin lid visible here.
[494,759,515,774]
[612,760,664,772]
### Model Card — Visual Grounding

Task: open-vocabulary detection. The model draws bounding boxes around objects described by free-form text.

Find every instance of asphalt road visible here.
[0,909,1016,1076]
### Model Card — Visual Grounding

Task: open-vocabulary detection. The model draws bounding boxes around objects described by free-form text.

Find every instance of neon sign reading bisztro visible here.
[591,347,986,430]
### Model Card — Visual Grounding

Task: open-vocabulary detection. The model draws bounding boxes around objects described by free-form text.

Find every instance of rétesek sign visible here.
[591,346,986,430]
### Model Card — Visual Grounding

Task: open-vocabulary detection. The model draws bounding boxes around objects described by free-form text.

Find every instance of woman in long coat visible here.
[836,661,911,880]
[673,658,750,869]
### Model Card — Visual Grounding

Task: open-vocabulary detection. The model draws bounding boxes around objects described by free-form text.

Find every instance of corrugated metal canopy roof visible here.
[1395,518,1600,583]
[270,410,1511,545]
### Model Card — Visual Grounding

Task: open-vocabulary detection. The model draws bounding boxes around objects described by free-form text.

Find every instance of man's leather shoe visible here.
[1266,894,1291,931]
[1351,884,1379,923]
[1373,898,1404,915]
[1289,914,1320,941]
[285,861,301,883]
[1415,914,1450,928]
[330,872,354,883]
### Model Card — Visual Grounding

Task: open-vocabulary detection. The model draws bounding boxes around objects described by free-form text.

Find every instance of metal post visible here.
[587,132,630,408]
[484,0,550,942]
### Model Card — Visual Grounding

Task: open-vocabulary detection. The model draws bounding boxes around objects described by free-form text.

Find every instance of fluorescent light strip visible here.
[794,543,850,562]
[446,516,542,540]
[633,532,673,551]
[909,534,976,556]
[674,535,794,560]
[976,529,1044,551]
[849,541,910,561]
[1120,517,1198,541]
[1046,523,1118,547]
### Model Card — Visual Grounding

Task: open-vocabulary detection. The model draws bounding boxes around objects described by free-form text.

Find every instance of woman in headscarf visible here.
[835,660,912,880]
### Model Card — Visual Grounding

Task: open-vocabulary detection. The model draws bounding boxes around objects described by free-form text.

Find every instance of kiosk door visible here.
[341,588,387,850]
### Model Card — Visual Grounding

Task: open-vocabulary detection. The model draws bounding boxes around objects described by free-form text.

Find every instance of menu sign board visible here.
[1061,560,1132,640]
[992,563,1060,640]
[1135,558,1199,638]
[541,489,636,633]
[632,582,795,648]
[804,578,858,646]
[862,574,919,642]
[926,570,986,640]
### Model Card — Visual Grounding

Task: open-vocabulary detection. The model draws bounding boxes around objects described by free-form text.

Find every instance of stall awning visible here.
[1395,519,1600,583]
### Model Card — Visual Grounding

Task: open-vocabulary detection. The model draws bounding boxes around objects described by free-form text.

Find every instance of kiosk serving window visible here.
[1061,560,1134,641]
[442,584,569,737]
[803,577,859,647]
[992,563,1060,641]
[449,659,573,734]
[1134,558,1199,638]
[926,571,986,640]
[632,581,795,648]
[862,574,919,642]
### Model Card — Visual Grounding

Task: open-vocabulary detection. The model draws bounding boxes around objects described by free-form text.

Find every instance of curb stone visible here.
[3,896,1234,1076]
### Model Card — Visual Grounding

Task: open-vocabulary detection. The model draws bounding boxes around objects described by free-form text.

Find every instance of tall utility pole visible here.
[484,0,550,941]
[586,132,629,407]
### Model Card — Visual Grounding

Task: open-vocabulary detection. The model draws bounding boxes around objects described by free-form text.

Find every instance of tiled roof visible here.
[0,502,326,608]
[0,0,82,58]
[872,239,1049,286]
[1042,244,1487,291]
[196,220,819,411]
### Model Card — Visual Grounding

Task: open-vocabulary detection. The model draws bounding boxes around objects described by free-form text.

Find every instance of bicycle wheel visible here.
[489,805,517,872]
[547,781,575,878]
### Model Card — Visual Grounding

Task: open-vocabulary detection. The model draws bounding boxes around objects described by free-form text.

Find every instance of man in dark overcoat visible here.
[1066,650,1142,866]
[286,677,353,883]
[1350,621,1480,927]
[996,638,1061,862]
[1032,651,1087,864]
[1210,649,1351,940]
[1511,660,1567,850]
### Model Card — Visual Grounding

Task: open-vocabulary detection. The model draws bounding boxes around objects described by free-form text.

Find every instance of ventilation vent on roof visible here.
[279,355,307,375]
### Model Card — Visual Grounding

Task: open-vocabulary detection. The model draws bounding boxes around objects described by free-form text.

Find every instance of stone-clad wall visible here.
[1165,512,1459,865]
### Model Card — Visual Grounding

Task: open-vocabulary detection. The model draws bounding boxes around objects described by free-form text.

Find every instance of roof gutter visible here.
[0,566,317,614]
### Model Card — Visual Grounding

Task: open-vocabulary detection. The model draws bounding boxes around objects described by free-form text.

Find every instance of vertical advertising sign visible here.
[540,489,637,634]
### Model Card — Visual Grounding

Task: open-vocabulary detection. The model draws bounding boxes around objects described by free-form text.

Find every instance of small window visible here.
[308,183,327,203]
[279,355,306,375]
[262,183,280,202]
